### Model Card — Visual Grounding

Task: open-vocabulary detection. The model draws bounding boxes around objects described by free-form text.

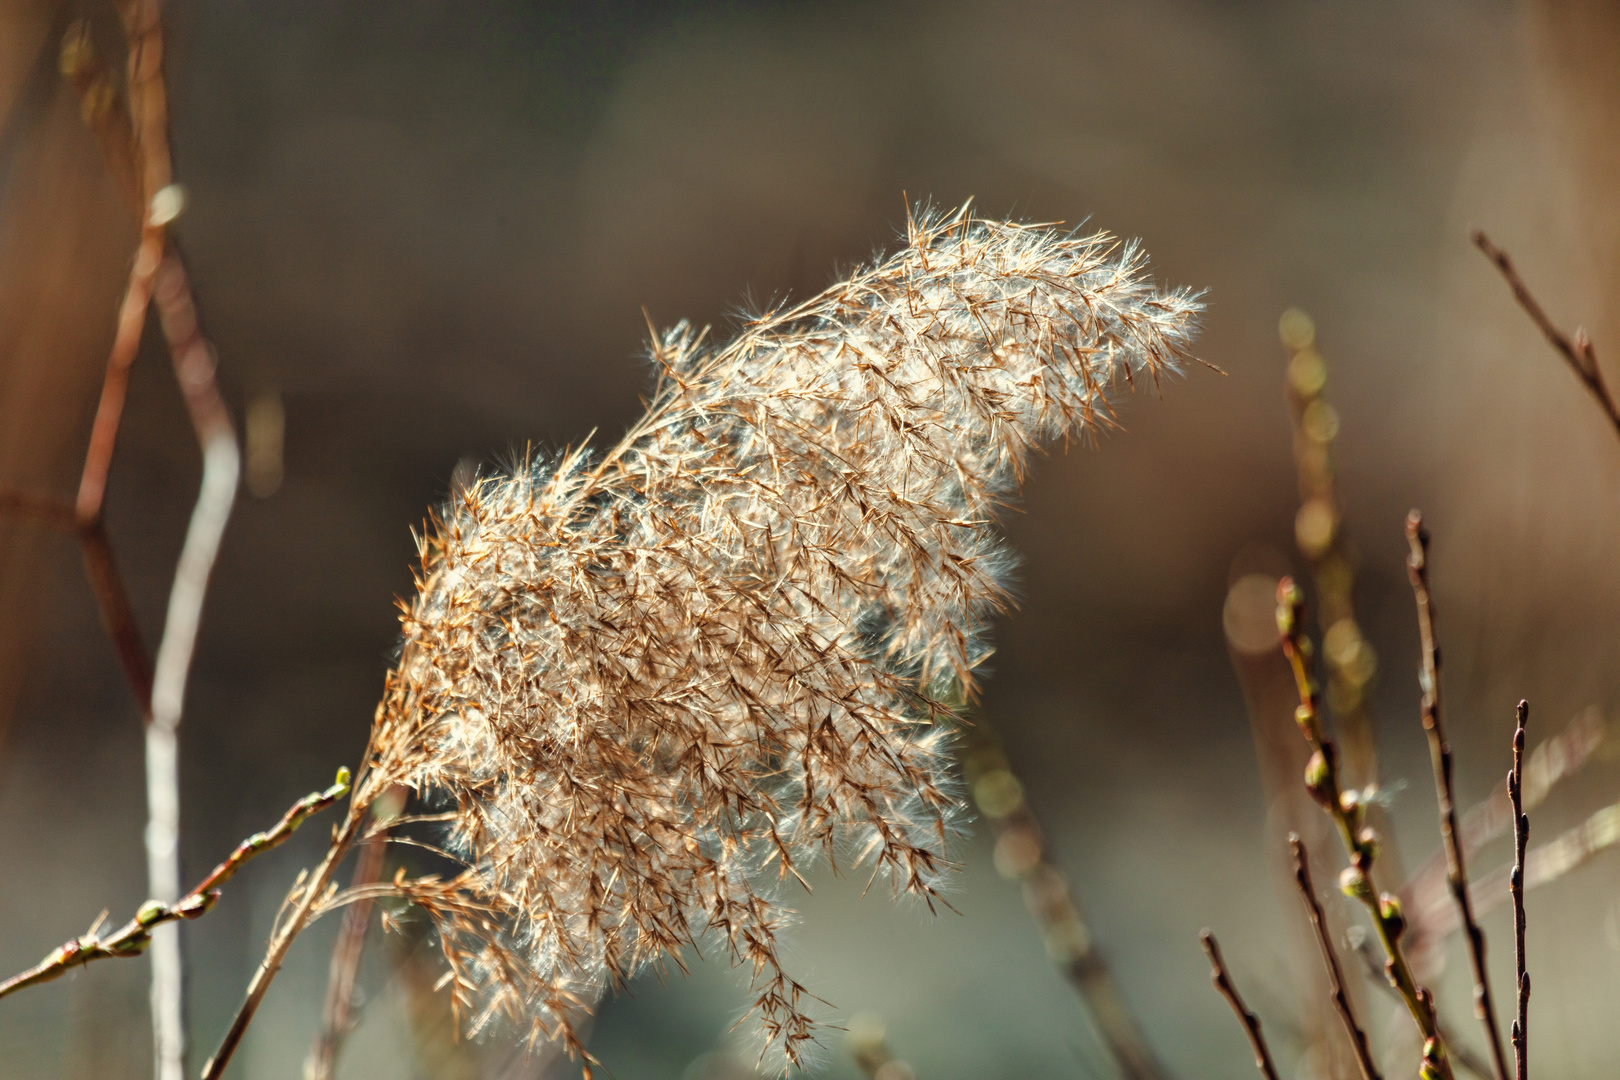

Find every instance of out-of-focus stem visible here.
[1279,310,1379,792]
[961,720,1171,1080]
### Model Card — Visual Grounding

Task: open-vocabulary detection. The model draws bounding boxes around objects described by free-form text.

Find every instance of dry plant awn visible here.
[352,205,1203,1069]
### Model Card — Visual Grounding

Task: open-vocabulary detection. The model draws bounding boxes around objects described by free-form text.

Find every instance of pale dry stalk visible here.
[0,7,240,1079]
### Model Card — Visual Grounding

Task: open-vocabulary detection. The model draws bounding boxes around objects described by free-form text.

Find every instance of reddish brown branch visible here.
[1289,835,1382,1080]
[1471,230,1620,442]
[1405,512,1509,1080]
[1508,701,1530,1080]
[1199,930,1280,1080]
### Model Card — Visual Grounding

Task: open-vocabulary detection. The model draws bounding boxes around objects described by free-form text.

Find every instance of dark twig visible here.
[0,770,348,1000]
[1403,706,1603,943]
[1199,930,1280,1080]
[1508,701,1530,1080]
[1471,230,1620,442]
[1290,835,1382,1080]
[1405,512,1509,1080]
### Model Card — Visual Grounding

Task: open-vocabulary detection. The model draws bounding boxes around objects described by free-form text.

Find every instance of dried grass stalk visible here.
[361,204,1201,1066]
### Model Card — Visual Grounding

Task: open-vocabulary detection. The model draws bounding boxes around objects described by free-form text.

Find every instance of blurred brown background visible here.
[3,1,1619,1078]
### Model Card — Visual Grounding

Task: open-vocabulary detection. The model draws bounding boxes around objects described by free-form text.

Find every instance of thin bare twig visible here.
[1406,793,1620,950]
[1289,835,1382,1080]
[1405,512,1508,1080]
[304,805,392,1080]
[0,770,348,1000]
[1470,230,1620,442]
[1199,930,1280,1080]
[1404,706,1603,936]
[1508,701,1529,1080]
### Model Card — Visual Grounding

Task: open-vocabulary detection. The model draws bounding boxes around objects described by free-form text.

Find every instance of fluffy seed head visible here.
[362,204,1202,1067]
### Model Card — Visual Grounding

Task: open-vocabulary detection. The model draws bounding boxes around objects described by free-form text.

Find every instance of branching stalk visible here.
[202,798,371,1080]
[305,799,395,1080]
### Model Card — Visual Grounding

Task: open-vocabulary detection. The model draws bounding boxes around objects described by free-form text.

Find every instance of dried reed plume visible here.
[359,205,1202,1067]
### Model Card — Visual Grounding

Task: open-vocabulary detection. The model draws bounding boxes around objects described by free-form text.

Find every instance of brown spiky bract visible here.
[362,205,1202,1067]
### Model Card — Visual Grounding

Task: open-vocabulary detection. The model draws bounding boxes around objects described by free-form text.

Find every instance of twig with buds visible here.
[1277,579,1453,1080]
[2,12,239,1078]
[0,769,348,999]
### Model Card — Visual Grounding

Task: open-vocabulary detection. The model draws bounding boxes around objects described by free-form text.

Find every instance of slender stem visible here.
[0,771,349,1000]
[1289,835,1382,1080]
[202,803,369,1080]
[305,816,390,1080]
[1508,701,1530,1080]
[69,238,164,719]
[73,236,162,530]
[1199,930,1280,1080]
[1405,512,1509,1080]
[1277,578,1454,1080]
[1470,230,1620,443]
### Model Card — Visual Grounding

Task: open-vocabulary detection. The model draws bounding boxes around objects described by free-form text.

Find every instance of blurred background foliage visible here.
[2,1,1619,1078]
